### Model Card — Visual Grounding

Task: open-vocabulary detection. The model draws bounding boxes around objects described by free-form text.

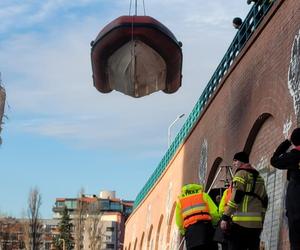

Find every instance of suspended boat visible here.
[90,15,183,98]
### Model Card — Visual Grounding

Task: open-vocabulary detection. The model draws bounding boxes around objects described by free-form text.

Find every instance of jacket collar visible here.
[236,163,259,174]
[237,163,253,170]
[294,146,300,151]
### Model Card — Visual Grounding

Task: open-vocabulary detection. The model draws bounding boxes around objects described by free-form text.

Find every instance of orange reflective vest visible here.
[179,193,211,228]
[225,186,233,205]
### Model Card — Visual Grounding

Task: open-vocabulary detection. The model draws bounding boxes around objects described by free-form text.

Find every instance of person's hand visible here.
[220,220,230,232]
[179,228,185,236]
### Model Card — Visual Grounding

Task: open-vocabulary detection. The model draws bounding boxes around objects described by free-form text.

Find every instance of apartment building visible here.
[0,217,58,250]
[53,191,133,250]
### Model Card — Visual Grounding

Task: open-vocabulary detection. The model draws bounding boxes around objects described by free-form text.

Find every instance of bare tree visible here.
[26,187,42,250]
[74,188,87,250]
[22,218,31,250]
[86,201,103,250]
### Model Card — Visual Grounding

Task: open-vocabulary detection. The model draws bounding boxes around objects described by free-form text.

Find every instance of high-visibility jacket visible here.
[223,165,268,228]
[180,192,211,228]
[175,184,219,235]
[218,186,232,216]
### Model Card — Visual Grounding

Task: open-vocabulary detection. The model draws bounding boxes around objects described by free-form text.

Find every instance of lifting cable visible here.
[128,0,147,95]
[142,0,146,15]
[129,0,146,16]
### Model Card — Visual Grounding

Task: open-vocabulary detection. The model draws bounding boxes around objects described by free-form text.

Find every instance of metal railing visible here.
[134,0,275,208]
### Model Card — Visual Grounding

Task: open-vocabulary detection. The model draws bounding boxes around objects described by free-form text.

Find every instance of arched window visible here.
[133,238,138,250]
[154,215,164,250]
[205,157,223,192]
[140,232,145,250]
[166,202,176,250]
[243,113,272,154]
[147,225,153,250]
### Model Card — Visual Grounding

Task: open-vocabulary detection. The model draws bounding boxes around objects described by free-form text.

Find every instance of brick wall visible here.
[124,0,300,249]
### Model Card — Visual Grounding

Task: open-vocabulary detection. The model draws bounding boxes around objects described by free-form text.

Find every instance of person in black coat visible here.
[270,127,300,250]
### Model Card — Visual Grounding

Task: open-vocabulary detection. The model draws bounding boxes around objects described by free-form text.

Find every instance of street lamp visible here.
[168,113,185,148]
[59,238,65,250]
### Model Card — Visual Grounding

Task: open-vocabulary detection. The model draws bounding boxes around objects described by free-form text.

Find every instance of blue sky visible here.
[0,0,249,218]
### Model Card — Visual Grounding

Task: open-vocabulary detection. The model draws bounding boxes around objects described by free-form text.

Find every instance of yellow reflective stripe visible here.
[232,216,262,222]
[242,184,246,212]
[233,212,263,221]
[182,206,207,217]
[242,183,251,212]
[242,195,246,212]
[228,200,238,209]
[182,203,206,213]
[233,176,245,184]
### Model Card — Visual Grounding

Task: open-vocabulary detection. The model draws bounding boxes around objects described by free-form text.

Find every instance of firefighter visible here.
[270,127,300,250]
[175,183,219,250]
[220,152,268,250]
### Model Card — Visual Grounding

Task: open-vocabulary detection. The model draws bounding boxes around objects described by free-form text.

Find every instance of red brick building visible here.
[0,217,57,250]
[124,0,300,249]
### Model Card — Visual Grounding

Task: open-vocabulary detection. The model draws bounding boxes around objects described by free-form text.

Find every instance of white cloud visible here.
[0,0,256,218]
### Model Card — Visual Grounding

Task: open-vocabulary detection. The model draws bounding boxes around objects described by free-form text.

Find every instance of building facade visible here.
[0,217,58,250]
[53,190,133,250]
[124,0,300,249]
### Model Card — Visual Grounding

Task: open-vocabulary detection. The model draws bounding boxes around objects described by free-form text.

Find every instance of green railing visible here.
[134,0,275,208]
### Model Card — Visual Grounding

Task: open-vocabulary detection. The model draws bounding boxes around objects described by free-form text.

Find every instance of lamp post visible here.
[59,238,65,250]
[168,114,185,148]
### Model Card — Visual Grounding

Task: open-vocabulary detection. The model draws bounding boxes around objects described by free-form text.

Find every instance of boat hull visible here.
[91,15,183,98]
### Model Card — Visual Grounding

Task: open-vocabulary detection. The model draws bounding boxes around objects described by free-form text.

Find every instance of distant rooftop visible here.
[53,190,134,217]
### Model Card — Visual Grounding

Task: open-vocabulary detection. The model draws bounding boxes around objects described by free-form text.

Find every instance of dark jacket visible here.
[185,220,215,248]
[270,139,300,181]
[270,140,300,249]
